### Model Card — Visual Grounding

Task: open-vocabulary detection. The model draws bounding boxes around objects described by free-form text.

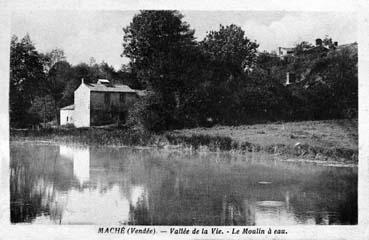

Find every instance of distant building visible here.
[60,79,139,127]
[303,38,331,55]
[281,39,341,86]
[277,47,295,58]
[277,38,337,59]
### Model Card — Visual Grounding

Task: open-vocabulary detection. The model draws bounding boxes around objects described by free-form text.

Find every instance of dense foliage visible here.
[10,35,46,127]
[10,11,358,131]
[10,37,134,127]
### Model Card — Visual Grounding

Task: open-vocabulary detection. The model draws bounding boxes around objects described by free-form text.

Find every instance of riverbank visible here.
[166,119,358,164]
[10,119,358,164]
[10,127,157,146]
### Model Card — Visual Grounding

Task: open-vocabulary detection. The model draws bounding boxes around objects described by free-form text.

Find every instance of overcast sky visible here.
[11,10,357,70]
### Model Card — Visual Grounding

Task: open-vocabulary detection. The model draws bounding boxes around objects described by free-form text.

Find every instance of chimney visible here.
[97,79,111,86]
[315,38,322,46]
[286,72,290,85]
[81,78,84,84]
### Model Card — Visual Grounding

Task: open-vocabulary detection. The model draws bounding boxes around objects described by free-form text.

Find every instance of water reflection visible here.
[60,145,90,185]
[10,142,357,225]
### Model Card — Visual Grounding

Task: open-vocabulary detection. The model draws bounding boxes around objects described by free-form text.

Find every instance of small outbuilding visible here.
[60,104,74,125]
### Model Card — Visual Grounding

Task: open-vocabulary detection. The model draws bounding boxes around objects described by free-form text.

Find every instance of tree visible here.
[322,35,337,49]
[43,48,66,72]
[98,61,116,81]
[284,39,357,120]
[38,49,73,124]
[46,60,72,123]
[194,24,259,125]
[122,10,198,130]
[294,41,313,55]
[200,24,259,75]
[122,10,196,91]
[29,95,56,125]
[61,63,95,106]
[10,34,46,127]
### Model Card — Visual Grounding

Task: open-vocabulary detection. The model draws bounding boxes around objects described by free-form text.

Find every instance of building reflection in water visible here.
[10,142,357,225]
[56,145,138,224]
[60,145,90,185]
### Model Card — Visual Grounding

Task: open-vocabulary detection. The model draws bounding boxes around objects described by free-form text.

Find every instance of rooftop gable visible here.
[61,104,74,110]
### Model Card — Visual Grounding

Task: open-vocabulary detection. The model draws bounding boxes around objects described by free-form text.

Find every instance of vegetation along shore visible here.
[11,119,357,165]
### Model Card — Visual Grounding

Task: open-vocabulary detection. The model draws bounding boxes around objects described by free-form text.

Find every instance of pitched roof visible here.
[61,104,74,110]
[84,83,137,93]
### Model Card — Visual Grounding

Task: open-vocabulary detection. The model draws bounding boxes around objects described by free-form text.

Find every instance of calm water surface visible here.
[10,142,357,225]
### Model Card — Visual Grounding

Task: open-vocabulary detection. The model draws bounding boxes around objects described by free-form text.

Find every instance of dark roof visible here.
[84,83,137,93]
[61,104,74,110]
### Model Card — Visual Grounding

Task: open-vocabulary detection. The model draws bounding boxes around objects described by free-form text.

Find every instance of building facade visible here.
[60,104,74,125]
[60,79,139,127]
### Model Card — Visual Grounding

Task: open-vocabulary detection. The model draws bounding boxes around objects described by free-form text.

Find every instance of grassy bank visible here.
[10,127,156,146]
[166,119,358,163]
[11,119,358,164]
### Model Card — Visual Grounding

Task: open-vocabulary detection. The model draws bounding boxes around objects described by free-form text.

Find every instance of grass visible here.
[10,127,156,147]
[166,119,358,163]
[10,119,358,164]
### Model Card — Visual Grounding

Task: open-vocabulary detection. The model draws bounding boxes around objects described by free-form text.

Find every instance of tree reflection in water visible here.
[10,142,357,225]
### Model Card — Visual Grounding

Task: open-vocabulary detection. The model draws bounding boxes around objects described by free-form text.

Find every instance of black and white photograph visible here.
[0,0,368,239]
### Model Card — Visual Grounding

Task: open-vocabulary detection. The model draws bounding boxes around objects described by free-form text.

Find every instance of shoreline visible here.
[10,139,357,168]
[10,119,358,167]
[10,139,357,169]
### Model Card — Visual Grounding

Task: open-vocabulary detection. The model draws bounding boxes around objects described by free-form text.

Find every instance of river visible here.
[10,141,357,225]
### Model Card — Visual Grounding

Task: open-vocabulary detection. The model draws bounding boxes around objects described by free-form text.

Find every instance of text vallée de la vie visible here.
[98,227,287,235]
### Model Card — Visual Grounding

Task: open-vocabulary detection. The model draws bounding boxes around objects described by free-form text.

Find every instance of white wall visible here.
[74,83,90,127]
[60,109,74,125]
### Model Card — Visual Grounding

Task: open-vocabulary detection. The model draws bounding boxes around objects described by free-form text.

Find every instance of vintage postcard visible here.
[0,0,368,239]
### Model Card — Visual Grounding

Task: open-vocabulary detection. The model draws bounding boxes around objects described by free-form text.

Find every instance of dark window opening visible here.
[289,73,296,83]
[105,93,110,104]
[119,111,127,123]
[120,93,125,103]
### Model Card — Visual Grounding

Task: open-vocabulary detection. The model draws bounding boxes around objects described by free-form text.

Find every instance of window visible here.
[66,116,68,122]
[120,93,125,103]
[104,93,110,104]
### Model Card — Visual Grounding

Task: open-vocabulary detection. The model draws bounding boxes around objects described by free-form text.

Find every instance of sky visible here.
[11,10,357,70]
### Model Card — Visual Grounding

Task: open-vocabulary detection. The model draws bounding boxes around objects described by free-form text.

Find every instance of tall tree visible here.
[122,10,197,130]
[10,34,46,127]
[122,10,196,91]
[40,48,71,124]
[196,24,259,124]
[46,60,71,123]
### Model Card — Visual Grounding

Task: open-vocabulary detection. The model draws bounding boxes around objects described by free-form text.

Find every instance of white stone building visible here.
[60,104,74,125]
[60,79,139,128]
